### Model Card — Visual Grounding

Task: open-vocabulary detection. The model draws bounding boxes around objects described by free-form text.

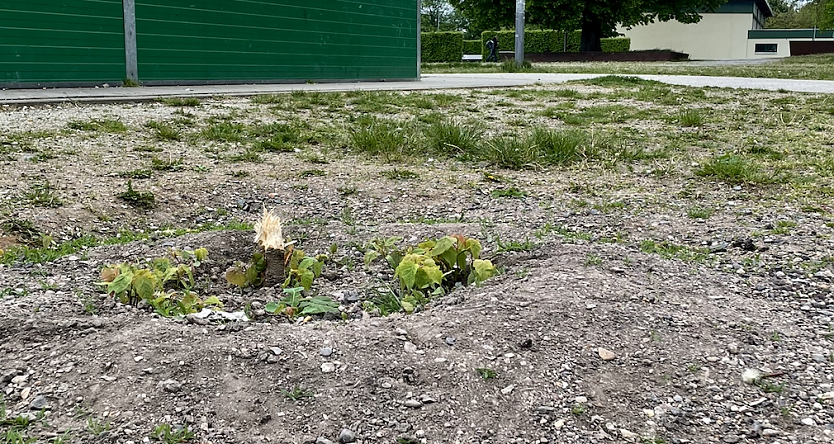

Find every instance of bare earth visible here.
[1,84,834,444]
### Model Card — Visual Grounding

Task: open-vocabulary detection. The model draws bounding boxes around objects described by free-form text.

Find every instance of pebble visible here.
[404,342,418,353]
[597,347,616,361]
[761,429,781,437]
[134,356,144,362]
[157,379,182,393]
[316,438,336,444]
[269,347,282,356]
[320,347,333,357]
[620,429,638,440]
[445,337,455,346]
[11,375,27,384]
[404,399,422,408]
[29,395,48,410]
[321,363,336,373]
[802,417,817,426]
[338,428,356,443]
[501,385,515,395]
[20,387,30,400]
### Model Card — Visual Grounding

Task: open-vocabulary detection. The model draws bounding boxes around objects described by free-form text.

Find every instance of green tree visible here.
[423,0,470,32]
[450,0,727,52]
[766,0,820,28]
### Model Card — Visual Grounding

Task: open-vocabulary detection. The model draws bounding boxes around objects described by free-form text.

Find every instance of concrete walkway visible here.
[2,73,834,105]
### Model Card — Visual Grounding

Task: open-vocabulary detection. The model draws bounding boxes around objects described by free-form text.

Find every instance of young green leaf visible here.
[299,296,339,316]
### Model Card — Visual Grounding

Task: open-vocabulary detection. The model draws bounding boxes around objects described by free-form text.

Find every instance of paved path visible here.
[2,73,834,105]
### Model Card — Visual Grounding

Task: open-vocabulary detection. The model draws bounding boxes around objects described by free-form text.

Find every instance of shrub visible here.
[600,37,631,52]
[480,30,629,57]
[463,39,481,54]
[421,31,464,63]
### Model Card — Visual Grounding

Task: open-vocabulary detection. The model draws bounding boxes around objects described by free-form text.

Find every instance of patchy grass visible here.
[422,55,834,81]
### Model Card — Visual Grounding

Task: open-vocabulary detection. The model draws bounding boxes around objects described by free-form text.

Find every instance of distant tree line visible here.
[766,0,834,29]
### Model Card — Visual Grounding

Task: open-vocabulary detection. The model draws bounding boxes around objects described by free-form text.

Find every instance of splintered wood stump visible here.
[262,248,286,288]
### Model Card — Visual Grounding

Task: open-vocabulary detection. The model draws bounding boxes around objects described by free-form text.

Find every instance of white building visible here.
[619,0,802,60]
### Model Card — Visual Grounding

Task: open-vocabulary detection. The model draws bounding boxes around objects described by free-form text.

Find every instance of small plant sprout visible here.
[475,367,497,379]
[280,387,314,401]
[151,423,196,443]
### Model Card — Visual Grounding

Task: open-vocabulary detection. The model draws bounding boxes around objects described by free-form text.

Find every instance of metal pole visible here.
[122,0,138,84]
[515,0,525,66]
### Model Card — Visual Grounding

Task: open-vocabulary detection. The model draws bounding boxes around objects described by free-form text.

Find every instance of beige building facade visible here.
[619,0,779,60]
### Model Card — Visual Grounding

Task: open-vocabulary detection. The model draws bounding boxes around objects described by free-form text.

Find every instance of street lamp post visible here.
[515,0,525,66]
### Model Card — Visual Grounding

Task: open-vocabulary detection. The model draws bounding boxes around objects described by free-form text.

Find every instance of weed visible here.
[161,97,201,107]
[424,121,481,155]
[228,148,263,163]
[67,118,127,133]
[151,423,195,443]
[571,403,587,416]
[496,237,535,252]
[134,145,164,153]
[99,248,218,316]
[349,118,413,161]
[687,363,701,373]
[265,287,338,319]
[119,169,153,179]
[585,254,602,266]
[24,181,62,207]
[640,239,709,262]
[770,331,782,342]
[490,187,527,198]
[230,170,250,178]
[77,290,98,315]
[695,154,772,184]
[86,416,111,435]
[338,186,358,196]
[123,78,139,87]
[117,180,156,209]
[381,169,418,180]
[686,206,713,219]
[151,155,185,171]
[582,75,661,87]
[677,109,705,127]
[146,121,181,141]
[281,387,314,401]
[202,122,245,142]
[499,60,535,73]
[366,285,403,316]
[299,169,325,178]
[756,380,785,394]
[475,367,497,379]
[771,220,797,235]
[531,128,592,164]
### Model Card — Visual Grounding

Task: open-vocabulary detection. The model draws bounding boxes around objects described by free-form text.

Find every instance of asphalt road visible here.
[2,73,834,105]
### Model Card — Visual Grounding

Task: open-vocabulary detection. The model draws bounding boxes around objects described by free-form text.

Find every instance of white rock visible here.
[404,342,418,353]
[321,362,336,373]
[575,396,588,403]
[802,417,816,426]
[597,348,616,361]
[501,385,515,395]
[620,429,638,440]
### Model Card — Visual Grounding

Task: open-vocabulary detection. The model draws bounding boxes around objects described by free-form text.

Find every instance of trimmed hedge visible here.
[463,40,481,55]
[421,31,464,63]
[481,30,630,59]
[600,37,631,53]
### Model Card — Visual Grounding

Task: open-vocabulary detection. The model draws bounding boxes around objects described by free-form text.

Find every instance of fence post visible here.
[123,0,138,83]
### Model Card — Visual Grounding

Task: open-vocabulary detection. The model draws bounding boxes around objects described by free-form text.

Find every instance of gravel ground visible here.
[1,85,834,444]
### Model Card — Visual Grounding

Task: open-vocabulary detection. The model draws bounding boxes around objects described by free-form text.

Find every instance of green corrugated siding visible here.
[135,0,418,82]
[0,0,125,84]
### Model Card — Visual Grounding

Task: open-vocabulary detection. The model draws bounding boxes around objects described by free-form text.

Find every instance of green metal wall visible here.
[135,0,419,83]
[0,0,125,86]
